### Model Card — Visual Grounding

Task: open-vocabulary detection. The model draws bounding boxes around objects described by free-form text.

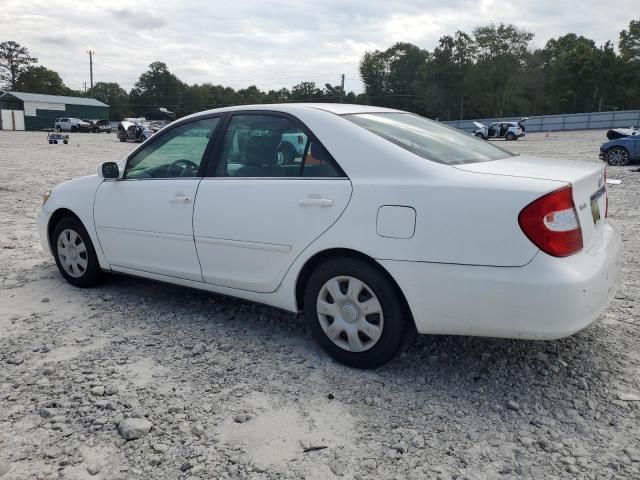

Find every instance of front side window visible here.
[125,117,220,179]
[217,114,343,178]
[344,113,513,165]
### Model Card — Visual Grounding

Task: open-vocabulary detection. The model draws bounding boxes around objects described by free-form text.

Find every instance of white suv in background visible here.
[55,118,91,132]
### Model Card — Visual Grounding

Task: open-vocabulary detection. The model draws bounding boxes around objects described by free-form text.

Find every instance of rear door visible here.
[193,112,352,293]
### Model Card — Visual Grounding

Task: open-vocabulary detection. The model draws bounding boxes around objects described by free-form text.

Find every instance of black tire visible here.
[606,147,631,166]
[52,216,104,288]
[53,140,58,144]
[303,257,406,368]
[475,132,486,140]
[119,136,127,142]
[505,132,516,141]
[56,126,62,132]
[278,143,296,164]
[63,139,68,144]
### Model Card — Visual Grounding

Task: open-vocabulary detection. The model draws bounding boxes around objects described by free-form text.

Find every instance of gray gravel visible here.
[1,129,639,479]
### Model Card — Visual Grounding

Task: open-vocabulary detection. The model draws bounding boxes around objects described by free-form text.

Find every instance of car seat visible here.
[234,134,282,177]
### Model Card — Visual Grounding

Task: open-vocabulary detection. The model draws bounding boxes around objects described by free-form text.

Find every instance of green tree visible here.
[291,81,322,101]
[359,43,428,112]
[15,66,67,94]
[0,40,38,90]
[417,32,475,119]
[619,19,640,62]
[472,24,534,116]
[129,61,185,116]
[87,82,130,120]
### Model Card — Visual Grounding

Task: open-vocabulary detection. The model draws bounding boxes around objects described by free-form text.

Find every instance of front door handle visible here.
[169,195,192,204]
[298,197,333,207]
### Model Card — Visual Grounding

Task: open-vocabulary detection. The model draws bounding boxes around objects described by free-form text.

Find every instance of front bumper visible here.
[37,209,52,254]
[380,222,621,339]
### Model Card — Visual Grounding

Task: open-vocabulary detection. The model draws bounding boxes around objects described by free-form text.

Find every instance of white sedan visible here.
[38,104,621,368]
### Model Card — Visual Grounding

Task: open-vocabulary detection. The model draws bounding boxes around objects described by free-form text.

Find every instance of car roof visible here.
[190,103,404,117]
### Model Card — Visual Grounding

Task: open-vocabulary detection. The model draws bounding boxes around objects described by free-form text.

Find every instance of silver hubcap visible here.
[57,229,88,278]
[608,149,628,166]
[316,276,384,353]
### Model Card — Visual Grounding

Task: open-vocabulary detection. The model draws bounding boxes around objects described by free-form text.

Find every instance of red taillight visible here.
[518,186,583,257]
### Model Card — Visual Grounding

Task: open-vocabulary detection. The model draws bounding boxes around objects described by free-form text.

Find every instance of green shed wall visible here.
[24,105,110,131]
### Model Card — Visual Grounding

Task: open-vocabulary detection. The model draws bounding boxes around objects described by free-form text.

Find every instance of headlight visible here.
[42,191,51,205]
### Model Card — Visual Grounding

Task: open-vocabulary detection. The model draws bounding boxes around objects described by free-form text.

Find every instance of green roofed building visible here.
[0,91,109,131]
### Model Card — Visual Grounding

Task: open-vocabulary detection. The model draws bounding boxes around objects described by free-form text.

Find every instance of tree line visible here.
[361,19,640,120]
[1,17,639,121]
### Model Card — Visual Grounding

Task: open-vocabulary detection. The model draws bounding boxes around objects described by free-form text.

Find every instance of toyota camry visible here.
[38,104,621,368]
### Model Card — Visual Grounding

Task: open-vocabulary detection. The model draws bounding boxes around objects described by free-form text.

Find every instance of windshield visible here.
[344,112,514,164]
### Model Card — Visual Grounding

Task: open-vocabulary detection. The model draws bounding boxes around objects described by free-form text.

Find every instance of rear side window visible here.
[344,113,513,164]
[217,114,343,178]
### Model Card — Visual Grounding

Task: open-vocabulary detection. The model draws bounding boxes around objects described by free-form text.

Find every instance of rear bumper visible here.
[380,221,621,339]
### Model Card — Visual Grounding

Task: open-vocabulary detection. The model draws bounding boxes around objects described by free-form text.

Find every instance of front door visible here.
[94,116,222,281]
[193,113,352,293]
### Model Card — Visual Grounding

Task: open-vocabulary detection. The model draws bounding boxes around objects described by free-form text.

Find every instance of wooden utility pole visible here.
[87,50,95,90]
[339,74,345,103]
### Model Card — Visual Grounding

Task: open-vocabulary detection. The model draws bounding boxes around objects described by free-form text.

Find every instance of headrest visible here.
[245,135,281,166]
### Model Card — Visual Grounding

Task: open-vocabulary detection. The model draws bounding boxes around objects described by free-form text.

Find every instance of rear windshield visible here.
[344,112,514,164]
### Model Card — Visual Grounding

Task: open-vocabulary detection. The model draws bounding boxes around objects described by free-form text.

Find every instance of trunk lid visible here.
[454,155,607,252]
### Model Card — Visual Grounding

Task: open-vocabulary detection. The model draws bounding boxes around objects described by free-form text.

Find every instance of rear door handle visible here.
[169,195,192,204]
[298,197,333,207]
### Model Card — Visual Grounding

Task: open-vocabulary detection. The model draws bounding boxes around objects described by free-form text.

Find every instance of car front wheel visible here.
[52,217,104,287]
[606,147,630,166]
[303,258,406,368]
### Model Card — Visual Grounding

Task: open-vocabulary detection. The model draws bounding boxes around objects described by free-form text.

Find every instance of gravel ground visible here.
[1,129,639,480]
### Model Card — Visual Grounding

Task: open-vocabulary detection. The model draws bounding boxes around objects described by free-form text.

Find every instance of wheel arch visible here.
[606,144,629,154]
[294,248,415,330]
[47,208,83,251]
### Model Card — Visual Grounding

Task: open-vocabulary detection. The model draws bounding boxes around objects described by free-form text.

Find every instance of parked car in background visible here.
[606,127,639,141]
[55,118,91,132]
[117,120,160,143]
[38,104,620,368]
[473,118,528,140]
[84,119,112,133]
[145,106,176,121]
[600,131,640,166]
[276,132,307,164]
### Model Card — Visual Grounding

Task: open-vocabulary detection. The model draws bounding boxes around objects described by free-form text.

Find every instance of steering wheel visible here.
[167,159,199,177]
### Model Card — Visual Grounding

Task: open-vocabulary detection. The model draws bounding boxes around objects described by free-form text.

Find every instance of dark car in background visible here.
[84,119,112,133]
[600,129,640,166]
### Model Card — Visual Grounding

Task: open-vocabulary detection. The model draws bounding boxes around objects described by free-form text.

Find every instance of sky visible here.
[1,0,637,94]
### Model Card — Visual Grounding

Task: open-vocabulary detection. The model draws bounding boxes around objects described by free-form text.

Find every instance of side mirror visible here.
[100,162,120,179]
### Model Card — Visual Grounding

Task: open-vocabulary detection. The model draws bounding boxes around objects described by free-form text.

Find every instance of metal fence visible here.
[443,110,640,133]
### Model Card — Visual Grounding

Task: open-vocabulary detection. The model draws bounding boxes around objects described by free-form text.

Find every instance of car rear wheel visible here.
[52,217,104,287]
[505,132,516,141]
[303,258,405,368]
[606,147,630,166]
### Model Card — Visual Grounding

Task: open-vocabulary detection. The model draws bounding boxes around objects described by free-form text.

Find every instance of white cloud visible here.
[1,0,636,93]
